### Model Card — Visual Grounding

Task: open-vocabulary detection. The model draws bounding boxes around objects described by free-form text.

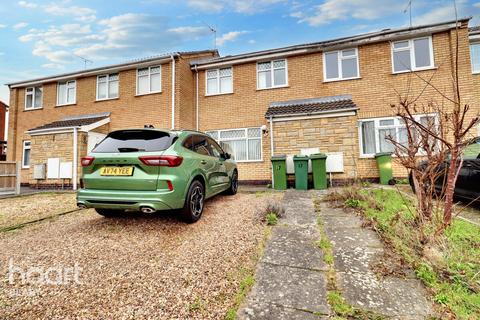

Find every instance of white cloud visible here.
[32,41,72,63]
[18,1,37,8]
[413,1,469,25]
[187,0,285,14]
[13,22,28,30]
[42,63,64,69]
[44,3,97,22]
[216,30,248,46]
[0,24,7,29]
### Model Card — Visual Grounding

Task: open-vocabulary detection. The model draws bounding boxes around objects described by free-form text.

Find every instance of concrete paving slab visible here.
[261,226,328,271]
[321,213,363,229]
[324,225,383,248]
[252,263,330,315]
[333,247,384,273]
[238,301,327,320]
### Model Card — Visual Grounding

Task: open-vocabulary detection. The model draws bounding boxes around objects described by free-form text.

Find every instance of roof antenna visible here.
[203,22,217,49]
[73,54,93,69]
[404,0,413,27]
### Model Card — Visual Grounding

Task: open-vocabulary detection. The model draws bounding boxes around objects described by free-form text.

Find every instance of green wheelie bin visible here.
[311,153,327,190]
[293,155,309,190]
[271,155,287,190]
[375,152,394,185]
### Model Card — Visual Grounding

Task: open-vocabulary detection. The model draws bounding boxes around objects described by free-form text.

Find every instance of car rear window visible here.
[93,130,174,153]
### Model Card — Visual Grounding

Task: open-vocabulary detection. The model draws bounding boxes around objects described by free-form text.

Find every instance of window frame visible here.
[206,127,263,162]
[323,48,360,82]
[22,140,31,169]
[56,80,76,106]
[470,42,480,74]
[24,86,43,110]
[391,36,435,74]
[358,114,437,158]
[256,59,288,90]
[136,65,162,96]
[205,67,234,96]
[96,73,119,101]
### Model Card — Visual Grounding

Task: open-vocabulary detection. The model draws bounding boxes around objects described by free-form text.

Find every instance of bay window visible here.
[257,59,287,89]
[206,67,233,95]
[392,37,434,73]
[206,127,262,162]
[359,114,436,157]
[97,73,119,100]
[25,86,43,110]
[57,80,76,106]
[137,66,161,95]
[324,48,359,81]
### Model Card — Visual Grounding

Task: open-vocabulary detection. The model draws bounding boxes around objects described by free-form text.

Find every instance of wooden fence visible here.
[0,162,20,195]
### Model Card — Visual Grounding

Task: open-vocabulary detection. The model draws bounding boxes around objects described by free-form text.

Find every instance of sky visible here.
[1,0,480,105]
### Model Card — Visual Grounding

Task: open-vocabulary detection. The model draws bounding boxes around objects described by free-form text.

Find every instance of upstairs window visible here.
[25,86,43,110]
[206,67,233,95]
[392,37,434,73]
[97,73,119,100]
[22,140,31,168]
[57,80,76,106]
[137,66,161,95]
[257,59,287,89]
[324,48,359,81]
[470,43,480,74]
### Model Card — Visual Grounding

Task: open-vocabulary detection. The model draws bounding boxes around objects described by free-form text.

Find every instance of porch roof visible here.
[265,95,358,119]
[27,112,111,134]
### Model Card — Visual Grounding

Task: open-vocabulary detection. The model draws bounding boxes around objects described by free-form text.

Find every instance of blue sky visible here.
[1,0,479,104]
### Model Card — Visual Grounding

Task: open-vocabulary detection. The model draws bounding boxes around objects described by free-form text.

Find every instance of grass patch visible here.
[329,187,480,319]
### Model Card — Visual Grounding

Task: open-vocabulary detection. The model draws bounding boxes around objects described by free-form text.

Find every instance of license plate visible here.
[100,166,134,176]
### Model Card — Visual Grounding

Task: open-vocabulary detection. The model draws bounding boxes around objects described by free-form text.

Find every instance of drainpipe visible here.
[195,65,199,131]
[73,127,78,191]
[269,116,274,186]
[170,55,176,130]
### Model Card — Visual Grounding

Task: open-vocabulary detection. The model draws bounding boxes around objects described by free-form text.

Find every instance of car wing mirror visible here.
[223,153,231,160]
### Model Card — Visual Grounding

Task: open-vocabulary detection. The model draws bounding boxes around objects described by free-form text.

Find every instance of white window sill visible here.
[56,103,76,107]
[24,107,43,112]
[22,166,30,169]
[205,91,234,97]
[95,97,119,102]
[472,71,480,75]
[256,85,289,91]
[135,91,162,97]
[323,76,361,83]
[392,66,437,75]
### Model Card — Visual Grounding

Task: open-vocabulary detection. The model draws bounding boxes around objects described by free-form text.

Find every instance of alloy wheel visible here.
[190,186,204,217]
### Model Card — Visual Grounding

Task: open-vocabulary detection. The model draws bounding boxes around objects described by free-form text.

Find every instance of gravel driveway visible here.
[0,193,272,319]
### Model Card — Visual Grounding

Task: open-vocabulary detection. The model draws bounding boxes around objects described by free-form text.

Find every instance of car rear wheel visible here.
[181,180,205,223]
[226,170,238,195]
[95,209,124,218]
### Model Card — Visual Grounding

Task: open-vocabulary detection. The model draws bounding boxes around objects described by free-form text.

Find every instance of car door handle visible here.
[201,160,207,165]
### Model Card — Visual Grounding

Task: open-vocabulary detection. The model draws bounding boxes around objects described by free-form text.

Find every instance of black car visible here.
[409,137,480,202]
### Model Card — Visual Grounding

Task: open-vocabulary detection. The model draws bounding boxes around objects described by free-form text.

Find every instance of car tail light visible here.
[167,180,174,191]
[81,156,95,166]
[139,155,183,167]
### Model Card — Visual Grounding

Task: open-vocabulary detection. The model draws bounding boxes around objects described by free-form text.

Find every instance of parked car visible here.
[409,137,480,202]
[77,129,238,222]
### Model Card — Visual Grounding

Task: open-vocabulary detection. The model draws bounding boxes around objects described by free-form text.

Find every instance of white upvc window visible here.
[97,73,119,100]
[359,114,436,157]
[470,43,480,74]
[57,80,76,106]
[206,127,262,162]
[25,86,43,110]
[324,48,360,81]
[136,66,161,95]
[206,67,233,95]
[22,140,31,168]
[392,36,434,73]
[257,59,287,90]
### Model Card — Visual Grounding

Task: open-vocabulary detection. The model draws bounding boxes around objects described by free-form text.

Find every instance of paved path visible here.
[238,190,330,319]
[239,189,433,319]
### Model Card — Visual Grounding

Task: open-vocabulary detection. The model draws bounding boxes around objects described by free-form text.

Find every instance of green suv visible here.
[77,129,238,222]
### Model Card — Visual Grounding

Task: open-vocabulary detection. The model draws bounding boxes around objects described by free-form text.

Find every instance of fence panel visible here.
[0,162,20,195]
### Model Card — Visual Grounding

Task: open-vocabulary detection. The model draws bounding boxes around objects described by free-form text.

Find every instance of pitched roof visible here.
[28,112,110,132]
[265,95,358,119]
[192,17,470,68]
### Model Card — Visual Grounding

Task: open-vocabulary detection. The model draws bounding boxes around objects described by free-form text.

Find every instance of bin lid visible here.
[310,153,327,159]
[271,154,286,160]
[293,154,309,160]
[374,152,393,158]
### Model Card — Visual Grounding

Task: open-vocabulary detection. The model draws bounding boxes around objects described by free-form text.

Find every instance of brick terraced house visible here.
[6,18,480,188]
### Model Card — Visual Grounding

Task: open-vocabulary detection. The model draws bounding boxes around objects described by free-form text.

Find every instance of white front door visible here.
[87,132,107,154]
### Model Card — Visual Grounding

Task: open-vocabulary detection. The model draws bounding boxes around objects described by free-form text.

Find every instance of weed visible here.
[256,198,285,224]
[266,213,278,225]
[188,298,204,311]
[344,198,360,208]
[327,291,354,317]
